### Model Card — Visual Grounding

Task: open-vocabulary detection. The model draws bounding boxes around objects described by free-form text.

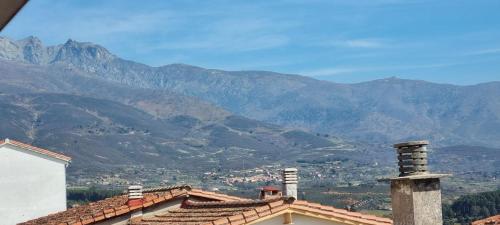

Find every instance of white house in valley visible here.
[0,138,71,225]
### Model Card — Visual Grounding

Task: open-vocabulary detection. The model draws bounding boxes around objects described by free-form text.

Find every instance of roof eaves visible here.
[1,139,72,163]
[290,200,393,225]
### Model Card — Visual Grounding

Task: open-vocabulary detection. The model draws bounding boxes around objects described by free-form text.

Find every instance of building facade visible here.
[0,139,71,225]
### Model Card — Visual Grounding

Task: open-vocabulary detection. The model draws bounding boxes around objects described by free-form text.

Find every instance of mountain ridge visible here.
[2,36,499,86]
[1,36,499,147]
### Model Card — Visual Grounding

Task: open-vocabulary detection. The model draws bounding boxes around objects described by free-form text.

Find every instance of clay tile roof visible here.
[472,215,500,225]
[132,196,392,225]
[19,186,195,225]
[0,138,71,162]
[290,200,392,225]
[131,197,292,225]
[188,189,246,202]
[20,185,392,225]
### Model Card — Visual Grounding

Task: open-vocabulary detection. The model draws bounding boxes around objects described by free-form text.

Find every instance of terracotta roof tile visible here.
[0,139,71,162]
[290,200,392,225]
[131,197,290,225]
[21,185,392,225]
[19,186,193,225]
[472,215,500,225]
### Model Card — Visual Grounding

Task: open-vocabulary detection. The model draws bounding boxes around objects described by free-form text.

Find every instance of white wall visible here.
[253,213,346,225]
[0,145,67,225]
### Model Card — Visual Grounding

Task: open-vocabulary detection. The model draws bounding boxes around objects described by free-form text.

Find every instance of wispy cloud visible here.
[148,18,295,52]
[342,39,385,48]
[300,68,362,77]
[4,0,499,84]
[311,38,388,49]
[282,0,428,7]
[301,62,458,77]
[465,48,500,56]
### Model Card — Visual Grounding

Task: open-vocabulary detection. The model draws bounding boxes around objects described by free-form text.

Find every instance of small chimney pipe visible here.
[127,185,144,221]
[282,168,298,199]
[127,185,143,205]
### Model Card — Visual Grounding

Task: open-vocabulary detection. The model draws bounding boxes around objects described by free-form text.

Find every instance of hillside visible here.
[0,92,341,173]
[0,37,345,175]
[0,36,498,190]
[1,36,498,147]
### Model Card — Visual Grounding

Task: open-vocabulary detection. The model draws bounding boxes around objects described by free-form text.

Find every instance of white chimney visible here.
[282,168,298,199]
[128,185,143,201]
[127,185,143,220]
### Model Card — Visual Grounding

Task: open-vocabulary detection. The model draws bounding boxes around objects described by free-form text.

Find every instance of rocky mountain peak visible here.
[53,38,115,63]
[18,36,46,64]
[19,36,42,44]
[0,36,21,61]
[0,36,116,67]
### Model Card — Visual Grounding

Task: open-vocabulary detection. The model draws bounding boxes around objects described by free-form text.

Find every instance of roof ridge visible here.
[182,196,294,208]
[1,138,71,162]
[188,189,249,201]
[142,184,192,193]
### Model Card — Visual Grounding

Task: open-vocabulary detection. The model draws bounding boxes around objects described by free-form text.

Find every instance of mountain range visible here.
[2,36,499,147]
[0,36,499,174]
[0,36,349,173]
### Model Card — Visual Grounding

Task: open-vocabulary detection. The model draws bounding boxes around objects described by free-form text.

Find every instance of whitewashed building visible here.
[0,138,71,225]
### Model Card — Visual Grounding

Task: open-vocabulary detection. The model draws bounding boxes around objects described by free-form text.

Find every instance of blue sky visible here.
[2,0,500,85]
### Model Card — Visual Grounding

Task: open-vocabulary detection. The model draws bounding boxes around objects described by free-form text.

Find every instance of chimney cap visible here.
[283,168,298,172]
[128,185,143,200]
[128,185,143,190]
[393,140,429,148]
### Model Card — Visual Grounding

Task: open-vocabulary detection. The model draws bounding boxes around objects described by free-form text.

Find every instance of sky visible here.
[2,0,500,85]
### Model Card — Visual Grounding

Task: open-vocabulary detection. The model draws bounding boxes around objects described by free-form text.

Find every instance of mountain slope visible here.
[0,92,341,173]
[0,40,344,174]
[1,36,500,147]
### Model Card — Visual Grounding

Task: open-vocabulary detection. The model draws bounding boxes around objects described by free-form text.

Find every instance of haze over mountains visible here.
[0,36,349,172]
[2,36,499,148]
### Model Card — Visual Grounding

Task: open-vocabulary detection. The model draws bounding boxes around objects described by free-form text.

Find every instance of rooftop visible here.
[19,185,393,225]
[0,138,71,162]
[472,214,500,225]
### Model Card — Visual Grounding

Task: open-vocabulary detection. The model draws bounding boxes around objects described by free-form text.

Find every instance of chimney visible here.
[390,141,450,225]
[282,168,298,199]
[127,185,143,220]
[259,186,282,199]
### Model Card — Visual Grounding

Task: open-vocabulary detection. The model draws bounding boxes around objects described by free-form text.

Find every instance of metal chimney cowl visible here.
[390,140,451,225]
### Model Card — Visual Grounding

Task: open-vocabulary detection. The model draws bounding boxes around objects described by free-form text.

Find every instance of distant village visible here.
[3,138,498,225]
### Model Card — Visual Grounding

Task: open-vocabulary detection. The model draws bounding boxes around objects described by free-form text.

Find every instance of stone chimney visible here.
[390,141,450,225]
[127,185,143,220]
[282,168,298,199]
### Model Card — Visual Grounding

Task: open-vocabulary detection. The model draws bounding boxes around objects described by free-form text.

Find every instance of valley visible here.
[0,36,498,213]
